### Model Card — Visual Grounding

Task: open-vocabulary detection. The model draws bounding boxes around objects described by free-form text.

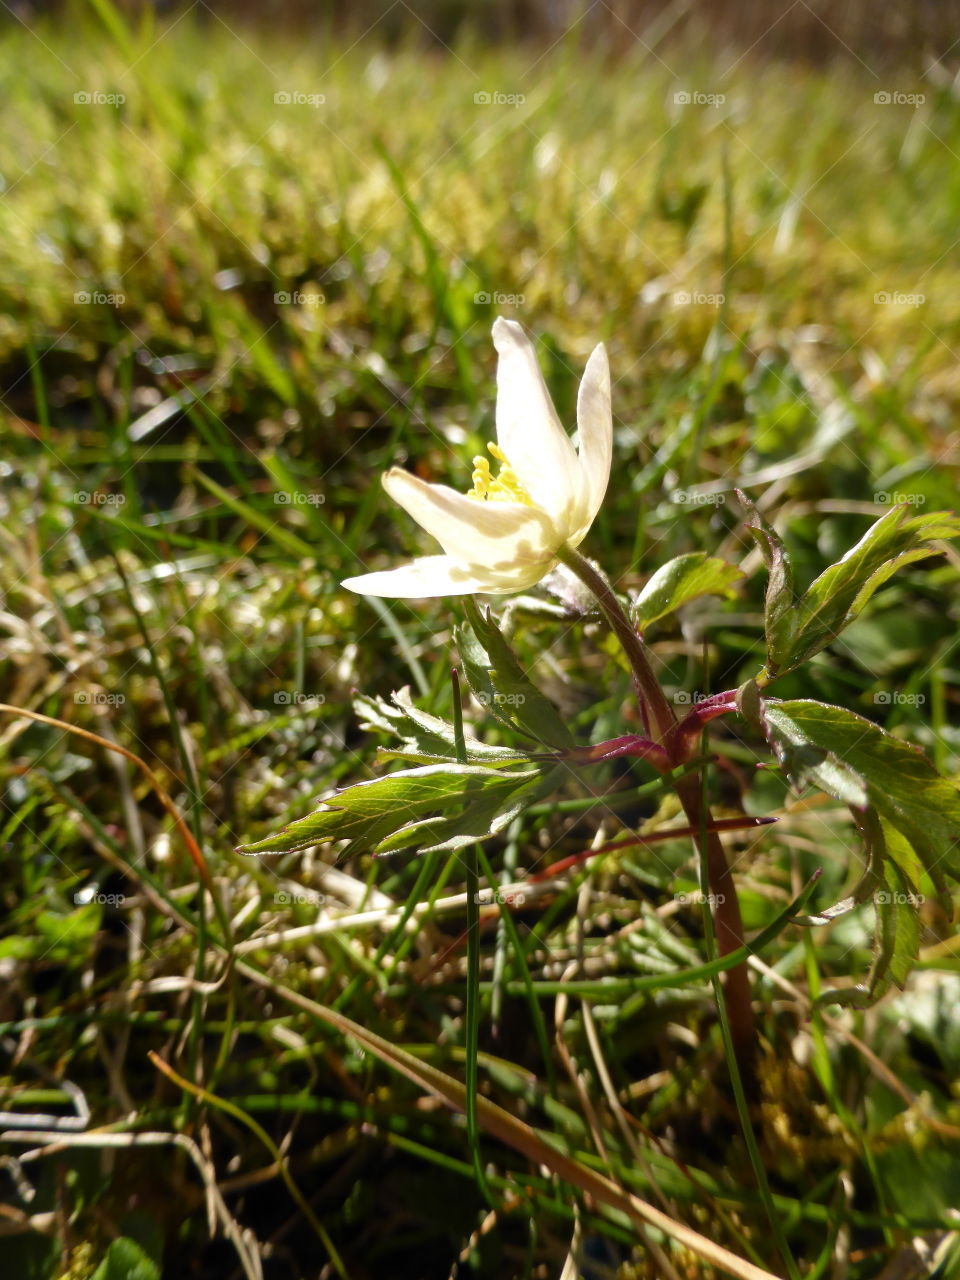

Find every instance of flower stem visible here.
[555,545,756,1070]
[555,545,675,743]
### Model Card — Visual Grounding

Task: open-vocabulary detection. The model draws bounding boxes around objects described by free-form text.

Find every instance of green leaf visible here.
[759,697,960,997]
[92,1238,161,1280]
[738,493,796,673]
[354,687,528,766]
[235,762,545,859]
[766,503,960,678]
[631,552,744,630]
[762,699,960,893]
[36,907,101,958]
[457,599,575,749]
[377,766,564,855]
[872,839,922,996]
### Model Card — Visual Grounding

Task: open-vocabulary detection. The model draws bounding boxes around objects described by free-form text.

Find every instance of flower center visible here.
[466,442,533,506]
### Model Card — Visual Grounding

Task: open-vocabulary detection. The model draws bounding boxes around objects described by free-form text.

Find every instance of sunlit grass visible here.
[2,6,959,1278]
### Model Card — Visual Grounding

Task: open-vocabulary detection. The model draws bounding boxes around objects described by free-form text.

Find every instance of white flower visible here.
[342,318,612,597]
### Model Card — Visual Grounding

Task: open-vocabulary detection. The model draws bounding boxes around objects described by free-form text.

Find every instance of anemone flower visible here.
[342,318,611,598]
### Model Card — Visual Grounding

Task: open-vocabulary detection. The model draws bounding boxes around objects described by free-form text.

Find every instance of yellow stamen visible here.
[466,444,533,506]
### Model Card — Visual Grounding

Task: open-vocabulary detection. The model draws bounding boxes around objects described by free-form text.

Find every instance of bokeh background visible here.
[3,2,960,1278]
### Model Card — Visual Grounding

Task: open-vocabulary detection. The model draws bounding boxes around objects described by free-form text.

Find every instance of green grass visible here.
[2,6,960,1279]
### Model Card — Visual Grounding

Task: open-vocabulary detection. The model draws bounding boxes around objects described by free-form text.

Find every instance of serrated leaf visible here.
[760,697,960,998]
[236,762,542,859]
[457,598,575,749]
[761,699,960,893]
[631,552,744,630]
[377,765,564,855]
[355,687,524,766]
[773,504,960,676]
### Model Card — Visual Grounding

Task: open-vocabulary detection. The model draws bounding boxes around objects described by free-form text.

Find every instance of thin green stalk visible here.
[452,669,495,1207]
[150,1052,350,1279]
[475,841,558,1096]
[413,872,820,1004]
[526,758,708,814]
[696,756,802,1280]
[803,934,895,1248]
[332,848,440,1010]
[112,553,236,1096]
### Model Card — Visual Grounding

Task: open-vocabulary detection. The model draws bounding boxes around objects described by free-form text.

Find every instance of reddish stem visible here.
[554,548,757,1071]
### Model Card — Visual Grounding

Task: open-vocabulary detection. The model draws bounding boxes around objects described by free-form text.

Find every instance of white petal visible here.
[492,318,586,528]
[383,468,558,576]
[574,342,612,535]
[342,556,504,598]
